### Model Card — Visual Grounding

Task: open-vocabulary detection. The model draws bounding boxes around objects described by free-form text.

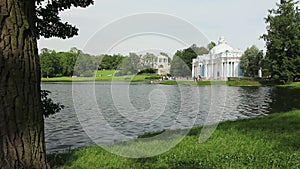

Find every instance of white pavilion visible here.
[192,37,243,80]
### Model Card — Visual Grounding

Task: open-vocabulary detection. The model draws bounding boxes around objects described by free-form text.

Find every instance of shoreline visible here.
[41,77,300,88]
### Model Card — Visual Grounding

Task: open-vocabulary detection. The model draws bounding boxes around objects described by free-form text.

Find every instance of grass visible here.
[42,70,160,82]
[48,110,300,169]
[42,71,300,88]
[278,82,300,88]
[160,79,300,88]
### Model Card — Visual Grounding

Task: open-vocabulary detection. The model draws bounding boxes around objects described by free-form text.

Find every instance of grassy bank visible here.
[160,80,300,88]
[48,110,300,169]
[278,82,300,88]
[42,70,160,82]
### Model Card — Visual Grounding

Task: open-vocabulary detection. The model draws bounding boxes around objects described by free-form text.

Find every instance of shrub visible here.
[138,68,156,74]
[81,70,95,77]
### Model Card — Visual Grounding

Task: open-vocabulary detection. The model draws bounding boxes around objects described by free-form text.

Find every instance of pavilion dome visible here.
[209,37,233,55]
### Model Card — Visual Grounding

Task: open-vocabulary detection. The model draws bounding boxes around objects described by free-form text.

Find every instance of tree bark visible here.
[0,0,48,168]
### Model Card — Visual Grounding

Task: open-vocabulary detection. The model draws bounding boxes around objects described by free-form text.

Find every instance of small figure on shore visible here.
[198,75,202,81]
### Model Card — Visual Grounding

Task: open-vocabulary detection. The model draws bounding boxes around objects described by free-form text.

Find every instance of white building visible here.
[192,37,243,80]
[154,54,171,75]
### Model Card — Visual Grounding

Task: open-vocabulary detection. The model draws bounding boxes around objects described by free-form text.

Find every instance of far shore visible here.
[41,76,300,88]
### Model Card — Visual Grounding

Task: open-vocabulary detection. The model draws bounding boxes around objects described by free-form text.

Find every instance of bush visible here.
[81,70,95,77]
[55,74,63,77]
[138,68,156,74]
[124,77,131,80]
[228,77,255,81]
[114,71,124,76]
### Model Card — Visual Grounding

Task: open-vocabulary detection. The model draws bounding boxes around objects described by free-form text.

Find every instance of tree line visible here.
[40,47,126,77]
[40,49,173,77]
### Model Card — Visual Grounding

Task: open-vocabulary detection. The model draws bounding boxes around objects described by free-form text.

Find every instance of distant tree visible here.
[240,46,264,77]
[181,47,198,70]
[190,44,209,55]
[69,47,82,54]
[40,48,95,77]
[129,52,141,69]
[58,49,79,76]
[98,54,126,70]
[40,48,62,77]
[160,52,171,63]
[170,50,191,77]
[142,53,157,68]
[262,0,300,83]
[169,46,197,77]
[116,53,141,75]
[207,41,217,50]
[0,0,94,168]
[74,52,99,77]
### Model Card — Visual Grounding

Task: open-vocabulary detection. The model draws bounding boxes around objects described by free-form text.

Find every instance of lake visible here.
[42,82,300,153]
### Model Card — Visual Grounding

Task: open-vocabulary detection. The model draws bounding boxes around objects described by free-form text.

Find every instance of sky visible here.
[38,0,279,56]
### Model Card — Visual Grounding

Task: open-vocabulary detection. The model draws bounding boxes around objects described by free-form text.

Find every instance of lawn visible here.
[160,80,300,88]
[278,82,300,88]
[42,72,300,88]
[48,110,300,169]
[41,70,161,82]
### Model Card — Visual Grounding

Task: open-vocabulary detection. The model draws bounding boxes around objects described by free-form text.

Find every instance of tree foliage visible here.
[41,48,103,77]
[170,44,202,76]
[191,44,209,55]
[116,53,141,76]
[41,90,64,118]
[170,50,191,77]
[99,54,126,70]
[36,0,94,39]
[141,53,158,68]
[262,0,300,83]
[240,45,264,77]
[207,41,216,50]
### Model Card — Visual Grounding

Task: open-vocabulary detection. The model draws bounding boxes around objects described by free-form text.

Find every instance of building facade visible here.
[192,37,243,80]
[154,54,171,75]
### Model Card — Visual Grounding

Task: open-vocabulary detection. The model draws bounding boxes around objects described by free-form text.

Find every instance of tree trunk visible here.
[0,0,48,168]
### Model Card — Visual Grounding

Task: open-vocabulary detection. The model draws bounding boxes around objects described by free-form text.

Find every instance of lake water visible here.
[42,82,300,153]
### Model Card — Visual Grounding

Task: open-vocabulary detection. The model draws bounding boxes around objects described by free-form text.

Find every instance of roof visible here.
[209,36,234,55]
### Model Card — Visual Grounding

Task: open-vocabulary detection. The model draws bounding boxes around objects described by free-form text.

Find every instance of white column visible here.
[221,61,224,78]
[224,62,227,78]
[226,62,228,77]
[258,68,262,78]
[199,64,202,77]
[192,64,195,77]
[211,61,214,79]
[205,64,208,78]
[233,62,236,77]
[231,62,234,77]
[227,62,230,77]
[231,62,233,77]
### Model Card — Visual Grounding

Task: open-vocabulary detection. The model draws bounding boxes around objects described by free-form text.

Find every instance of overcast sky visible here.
[38,0,279,55]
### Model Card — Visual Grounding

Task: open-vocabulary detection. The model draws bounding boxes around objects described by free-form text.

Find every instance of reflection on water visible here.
[42,82,300,153]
